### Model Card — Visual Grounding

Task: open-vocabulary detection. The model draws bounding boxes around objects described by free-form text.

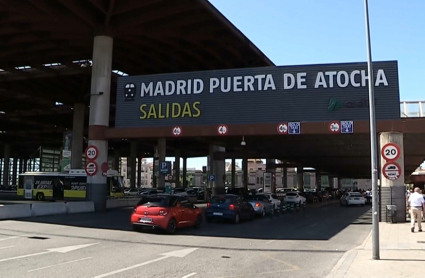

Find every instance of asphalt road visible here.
[0,202,372,278]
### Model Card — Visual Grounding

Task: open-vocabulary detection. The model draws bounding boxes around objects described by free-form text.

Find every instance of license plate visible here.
[213,212,223,216]
[139,218,152,223]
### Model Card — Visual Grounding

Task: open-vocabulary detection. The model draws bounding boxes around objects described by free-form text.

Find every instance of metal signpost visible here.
[364,0,380,260]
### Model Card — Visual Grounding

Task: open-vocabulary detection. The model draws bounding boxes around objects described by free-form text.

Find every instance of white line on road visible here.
[265,240,275,244]
[28,257,92,272]
[0,251,52,263]
[0,234,31,242]
[0,246,14,250]
[181,273,197,278]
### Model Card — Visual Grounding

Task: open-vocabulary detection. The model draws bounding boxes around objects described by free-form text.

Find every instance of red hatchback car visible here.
[131,194,203,234]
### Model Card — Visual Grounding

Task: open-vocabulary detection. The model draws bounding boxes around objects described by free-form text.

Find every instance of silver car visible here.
[245,194,274,217]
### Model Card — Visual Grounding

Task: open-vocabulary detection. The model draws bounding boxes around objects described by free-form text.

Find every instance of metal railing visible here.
[400,101,425,118]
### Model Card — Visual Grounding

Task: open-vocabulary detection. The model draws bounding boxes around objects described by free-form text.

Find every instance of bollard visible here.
[303,202,306,211]
[295,202,300,212]
[289,202,294,213]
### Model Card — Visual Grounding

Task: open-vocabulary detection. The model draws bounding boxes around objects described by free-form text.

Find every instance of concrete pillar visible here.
[242,157,248,190]
[71,103,85,169]
[231,158,236,188]
[182,157,187,188]
[266,159,276,193]
[12,157,17,185]
[296,166,304,192]
[315,170,322,191]
[86,35,113,211]
[379,132,405,223]
[2,144,10,187]
[129,141,137,188]
[210,145,225,195]
[157,138,166,189]
[283,167,288,188]
[174,151,181,188]
[137,157,142,188]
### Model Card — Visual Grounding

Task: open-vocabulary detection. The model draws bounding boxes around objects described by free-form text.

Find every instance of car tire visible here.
[36,193,45,201]
[194,215,203,229]
[234,213,240,224]
[167,218,177,234]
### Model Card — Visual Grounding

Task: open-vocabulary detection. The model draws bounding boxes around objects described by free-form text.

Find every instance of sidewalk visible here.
[328,222,425,278]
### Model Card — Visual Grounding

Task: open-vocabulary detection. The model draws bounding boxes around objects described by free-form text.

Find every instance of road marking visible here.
[261,253,300,271]
[91,248,198,278]
[28,257,92,272]
[0,243,98,263]
[0,234,31,241]
[265,240,275,244]
[181,273,197,278]
[0,246,14,250]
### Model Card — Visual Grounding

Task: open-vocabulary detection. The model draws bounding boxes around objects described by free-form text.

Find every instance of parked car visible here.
[283,191,306,205]
[304,191,319,203]
[246,194,274,217]
[139,189,158,196]
[205,194,255,223]
[263,193,281,210]
[340,192,366,206]
[131,194,203,234]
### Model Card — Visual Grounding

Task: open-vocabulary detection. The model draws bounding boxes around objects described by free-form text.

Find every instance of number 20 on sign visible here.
[381,143,400,161]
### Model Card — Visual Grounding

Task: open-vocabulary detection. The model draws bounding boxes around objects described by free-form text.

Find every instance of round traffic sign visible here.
[85,145,99,160]
[277,123,288,134]
[382,162,401,181]
[381,143,401,161]
[172,126,182,137]
[329,121,340,133]
[85,161,98,176]
[217,125,228,135]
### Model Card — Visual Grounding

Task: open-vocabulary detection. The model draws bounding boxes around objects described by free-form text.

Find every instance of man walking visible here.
[407,187,425,232]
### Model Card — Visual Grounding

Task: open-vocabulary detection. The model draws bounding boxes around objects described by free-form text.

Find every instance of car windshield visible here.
[211,196,233,204]
[286,193,297,196]
[137,196,171,207]
[350,193,362,197]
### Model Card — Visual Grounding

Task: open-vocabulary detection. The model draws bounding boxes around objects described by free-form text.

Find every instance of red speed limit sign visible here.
[85,145,99,160]
[381,143,401,161]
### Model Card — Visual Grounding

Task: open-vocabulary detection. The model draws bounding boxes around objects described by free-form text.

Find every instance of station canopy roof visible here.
[0,0,424,179]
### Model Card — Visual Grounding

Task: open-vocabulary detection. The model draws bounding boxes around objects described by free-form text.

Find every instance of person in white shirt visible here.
[407,187,425,232]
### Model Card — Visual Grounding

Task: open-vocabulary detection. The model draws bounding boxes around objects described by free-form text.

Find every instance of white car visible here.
[283,191,306,205]
[263,193,281,210]
[340,192,366,206]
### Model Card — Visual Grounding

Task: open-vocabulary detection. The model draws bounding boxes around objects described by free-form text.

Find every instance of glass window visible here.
[211,196,233,204]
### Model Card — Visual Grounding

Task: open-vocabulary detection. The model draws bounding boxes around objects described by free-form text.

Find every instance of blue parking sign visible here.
[208,175,216,182]
[160,161,171,175]
[341,121,353,134]
[288,122,301,134]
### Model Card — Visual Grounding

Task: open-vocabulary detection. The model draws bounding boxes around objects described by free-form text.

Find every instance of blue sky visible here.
[149,0,425,170]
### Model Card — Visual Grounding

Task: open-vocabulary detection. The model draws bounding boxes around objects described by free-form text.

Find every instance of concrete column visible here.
[283,167,288,188]
[129,141,137,188]
[86,35,113,211]
[231,158,236,188]
[71,103,85,169]
[2,144,10,187]
[174,151,181,188]
[296,166,304,192]
[210,145,225,195]
[157,138,166,189]
[242,157,248,190]
[12,157,17,185]
[266,159,276,193]
[315,170,322,191]
[379,132,405,223]
[137,157,142,188]
[182,157,187,188]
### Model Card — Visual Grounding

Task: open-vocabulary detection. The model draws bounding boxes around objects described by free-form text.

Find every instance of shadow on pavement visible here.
[12,201,372,241]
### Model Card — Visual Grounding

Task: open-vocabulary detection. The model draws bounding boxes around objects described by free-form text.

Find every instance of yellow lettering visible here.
[172,103,181,118]
[139,104,147,119]
[192,101,201,117]
[147,104,157,119]
[158,103,165,119]
[181,102,192,117]
[166,103,170,118]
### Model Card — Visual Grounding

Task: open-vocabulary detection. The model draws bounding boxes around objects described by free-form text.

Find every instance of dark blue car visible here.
[205,194,255,224]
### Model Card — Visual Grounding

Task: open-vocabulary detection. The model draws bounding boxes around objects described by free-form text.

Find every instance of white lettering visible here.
[264,74,276,90]
[254,75,266,90]
[153,82,164,96]
[187,79,192,94]
[244,76,255,91]
[375,69,388,86]
[165,81,175,96]
[193,79,203,94]
[141,82,153,97]
[283,73,295,89]
[209,78,219,93]
[176,80,186,95]
[220,77,231,93]
[297,72,307,89]
[361,70,369,87]
[350,70,360,87]
[233,76,243,92]
[325,71,337,88]
[336,71,349,87]
[315,72,327,88]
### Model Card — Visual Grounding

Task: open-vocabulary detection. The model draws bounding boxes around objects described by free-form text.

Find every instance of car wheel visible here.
[234,213,240,224]
[167,218,177,234]
[36,193,45,201]
[194,215,203,229]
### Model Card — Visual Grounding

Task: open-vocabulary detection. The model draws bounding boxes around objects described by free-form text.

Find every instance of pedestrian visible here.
[407,187,425,232]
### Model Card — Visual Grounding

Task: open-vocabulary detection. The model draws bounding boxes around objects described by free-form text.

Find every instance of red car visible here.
[131,194,203,234]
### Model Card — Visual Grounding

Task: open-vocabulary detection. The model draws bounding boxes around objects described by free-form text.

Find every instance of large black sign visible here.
[115,61,400,127]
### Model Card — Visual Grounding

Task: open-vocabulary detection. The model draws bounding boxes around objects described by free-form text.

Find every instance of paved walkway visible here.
[327,222,425,278]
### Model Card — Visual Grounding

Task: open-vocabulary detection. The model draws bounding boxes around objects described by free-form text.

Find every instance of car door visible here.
[179,198,194,227]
